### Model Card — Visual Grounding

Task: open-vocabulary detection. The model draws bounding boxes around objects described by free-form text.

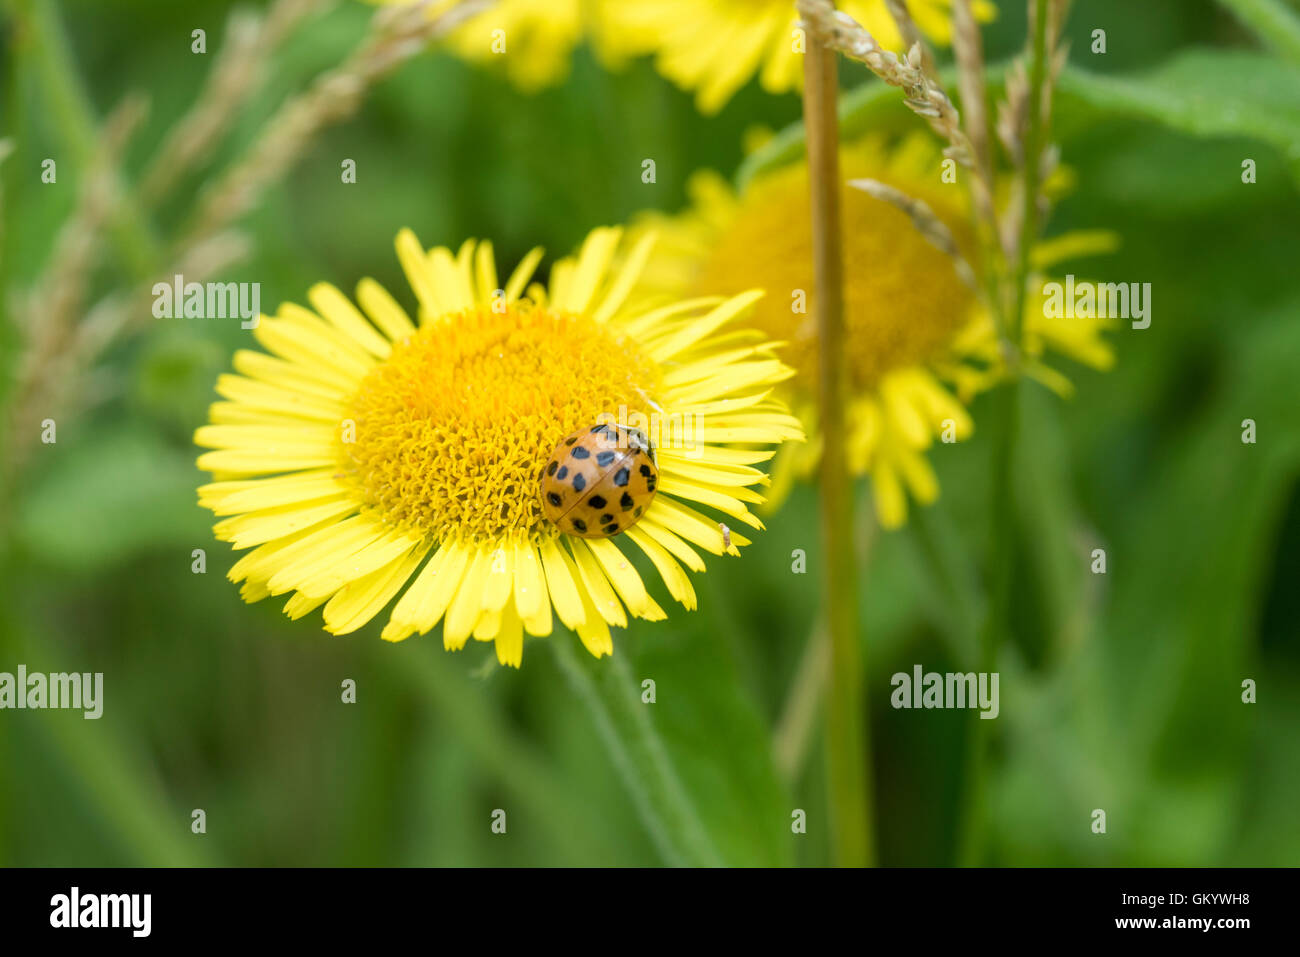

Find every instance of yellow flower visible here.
[195,228,802,666]
[627,132,1115,528]
[603,0,996,114]
[369,0,587,91]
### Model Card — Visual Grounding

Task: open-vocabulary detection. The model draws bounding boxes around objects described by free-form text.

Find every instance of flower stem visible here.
[550,637,723,868]
[802,14,874,868]
[957,375,1020,866]
[1009,0,1052,344]
[958,0,1051,865]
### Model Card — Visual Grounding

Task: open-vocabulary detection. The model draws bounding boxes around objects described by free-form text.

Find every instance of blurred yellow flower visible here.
[604,0,996,113]
[370,0,588,91]
[195,228,801,666]
[627,133,1116,528]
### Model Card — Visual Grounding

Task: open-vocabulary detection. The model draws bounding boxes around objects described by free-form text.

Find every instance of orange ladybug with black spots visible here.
[540,423,658,538]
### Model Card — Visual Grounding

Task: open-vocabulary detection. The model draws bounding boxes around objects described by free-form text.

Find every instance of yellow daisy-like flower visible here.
[628,132,1116,528]
[195,228,802,666]
[369,0,586,91]
[603,0,996,114]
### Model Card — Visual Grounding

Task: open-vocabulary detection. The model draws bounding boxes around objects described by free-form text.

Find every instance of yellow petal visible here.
[562,226,622,314]
[444,546,490,650]
[356,277,416,342]
[396,229,438,315]
[482,540,515,613]
[307,283,391,358]
[624,525,697,610]
[504,247,545,303]
[634,518,707,572]
[648,290,764,362]
[383,542,469,640]
[494,601,524,668]
[512,541,547,624]
[323,544,428,636]
[567,539,627,628]
[538,536,586,631]
[212,496,357,549]
[583,537,658,620]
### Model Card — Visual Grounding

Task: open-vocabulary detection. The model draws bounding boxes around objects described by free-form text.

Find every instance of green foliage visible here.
[1057,50,1300,181]
[1215,0,1300,64]
[14,425,210,571]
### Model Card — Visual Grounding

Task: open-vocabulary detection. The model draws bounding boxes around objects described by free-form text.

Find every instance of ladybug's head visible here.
[620,425,653,459]
[589,422,654,461]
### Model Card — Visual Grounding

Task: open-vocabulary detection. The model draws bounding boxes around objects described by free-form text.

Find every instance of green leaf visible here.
[1057,50,1300,179]
[1215,0,1300,65]
[736,77,918,189]
[742,50,1300,190]
[997,300,1300,865]
[131,330,226,435]
[14,425,209,571]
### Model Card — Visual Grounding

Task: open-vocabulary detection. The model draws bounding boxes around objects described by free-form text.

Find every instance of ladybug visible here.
[540,423,658,538]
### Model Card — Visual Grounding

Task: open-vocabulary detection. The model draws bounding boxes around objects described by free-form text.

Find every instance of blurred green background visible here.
[1,0,1298,866]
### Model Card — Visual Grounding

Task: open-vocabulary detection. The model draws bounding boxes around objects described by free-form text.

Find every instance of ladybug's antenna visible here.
[634,386,665,416]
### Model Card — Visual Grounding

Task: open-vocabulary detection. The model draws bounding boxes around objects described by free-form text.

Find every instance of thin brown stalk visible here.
[141,0,335,204]
[21,96,148,337]
[996,58,1029,165]
[70,231,252,368]
[797,0,974,168]
[847,178,978,289]
[6,0,490,477]
[951,0,992,185]
[802,5,874,868]
[1005,0,1069,343]
[882,0,937,76]
[6,96,149,475]
[178,0,493,251]
[950,0,1000,251]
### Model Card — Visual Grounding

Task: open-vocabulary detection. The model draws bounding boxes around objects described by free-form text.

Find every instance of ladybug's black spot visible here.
[602,523,619,535]
[572,518,587,533]
[639,464,653,477]
[600,513,613,524]
[620,492,634,510]
[547,492,562,507]
[566,436,577,445]
[572,473,586,492]
[613,467,630,487]
[645,478,656,492]
[590,424,609,435]
[546,461,558,477]
[634,505,643,517]
[596,450,616,467]
[588,495,606,509]
[571,445,591,460]
[557,466,568,480]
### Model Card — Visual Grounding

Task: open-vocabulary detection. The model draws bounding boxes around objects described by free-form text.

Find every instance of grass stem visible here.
[802,12,874,868]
